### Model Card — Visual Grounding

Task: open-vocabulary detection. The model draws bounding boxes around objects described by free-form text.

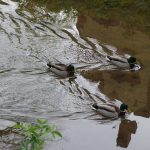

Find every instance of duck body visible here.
[106,55,136,69]
[49,66,68,77]
[47,62,75,78]
[91,103,128,118]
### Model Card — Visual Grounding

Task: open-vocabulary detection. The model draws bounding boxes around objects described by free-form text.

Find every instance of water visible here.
[0,0,150,150]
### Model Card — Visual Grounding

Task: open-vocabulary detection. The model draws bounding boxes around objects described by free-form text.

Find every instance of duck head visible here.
[127,56,137,69]
[119,103,128,116]
[67,64,75,72]
[67,64,75,76]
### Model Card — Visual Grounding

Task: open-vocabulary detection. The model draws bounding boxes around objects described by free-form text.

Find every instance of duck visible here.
[106,55,137,69]
[91,102,128,118]
[47,62,75,78]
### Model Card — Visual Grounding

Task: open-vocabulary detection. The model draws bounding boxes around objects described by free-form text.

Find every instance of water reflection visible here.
[134,78,150,118]
[117,119,137,148]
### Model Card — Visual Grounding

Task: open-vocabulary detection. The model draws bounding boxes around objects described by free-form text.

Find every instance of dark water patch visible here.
[80,37,110,64]
[9,17,38,37]
[42,21,53,26]
[35,24,46,32]
[101,44,117,55]
[18,68,47,75]
[0,68,15,74]
[39,22,68,39]
[0,0,9,5]
[0,28,13,43]
[0,127,21,150]
[14,17,33,30]
[9,16,20,28]
[61,29,92,49]
[0,11,6,20]
[82,37,101,53]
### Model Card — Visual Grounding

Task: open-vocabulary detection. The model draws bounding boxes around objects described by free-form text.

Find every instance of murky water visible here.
[0,0,150,150]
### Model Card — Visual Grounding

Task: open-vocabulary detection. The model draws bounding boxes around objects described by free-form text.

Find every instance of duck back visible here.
[92,104,118,118]
[107,56,130,68]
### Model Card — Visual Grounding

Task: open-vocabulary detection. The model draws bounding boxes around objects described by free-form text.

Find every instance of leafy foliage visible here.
[14,119,62,150]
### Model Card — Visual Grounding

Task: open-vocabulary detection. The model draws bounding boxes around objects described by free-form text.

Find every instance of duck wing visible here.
[92,103,118,118]
[98,104,116,112]
[107,56,127,63]
[92,103,116,112]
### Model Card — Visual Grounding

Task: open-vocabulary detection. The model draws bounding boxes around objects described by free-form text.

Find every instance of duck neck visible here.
[129,63,135,69]
[68,71,74,77]
[119,111,126,117]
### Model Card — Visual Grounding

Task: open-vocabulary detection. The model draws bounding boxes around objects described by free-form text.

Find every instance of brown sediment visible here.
[77,15,87,29]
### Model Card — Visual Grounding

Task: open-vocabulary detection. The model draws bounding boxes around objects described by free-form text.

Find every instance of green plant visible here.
[14,119,62,150]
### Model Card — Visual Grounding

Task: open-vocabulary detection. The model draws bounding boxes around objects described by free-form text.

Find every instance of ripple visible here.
[0,0,141,123]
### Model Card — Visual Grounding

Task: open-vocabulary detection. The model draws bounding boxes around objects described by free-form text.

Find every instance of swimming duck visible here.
[106,55,137,69]
[47,62,75,77]
[91,102,128,118]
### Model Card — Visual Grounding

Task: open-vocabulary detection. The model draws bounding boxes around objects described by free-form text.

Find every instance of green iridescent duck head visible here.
[119,103,128,116]
[67,64,75,72]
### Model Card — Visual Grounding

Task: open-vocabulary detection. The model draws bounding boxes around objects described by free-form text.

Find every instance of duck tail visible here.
[106,56,112,61]
[47,62,52,68]
[92,103,99,109]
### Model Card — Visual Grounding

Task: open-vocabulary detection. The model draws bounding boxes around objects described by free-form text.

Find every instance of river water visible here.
[0,0,150,150]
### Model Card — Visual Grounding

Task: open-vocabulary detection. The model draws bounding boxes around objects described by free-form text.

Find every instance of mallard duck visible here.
[47,62,75,77]
[91,102,128,118]
[106,55,137,69]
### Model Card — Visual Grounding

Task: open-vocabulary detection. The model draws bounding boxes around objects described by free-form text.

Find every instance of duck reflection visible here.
[116,119,137,148]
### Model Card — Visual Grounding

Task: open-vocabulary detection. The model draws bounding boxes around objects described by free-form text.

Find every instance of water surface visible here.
[0,0,150,150]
